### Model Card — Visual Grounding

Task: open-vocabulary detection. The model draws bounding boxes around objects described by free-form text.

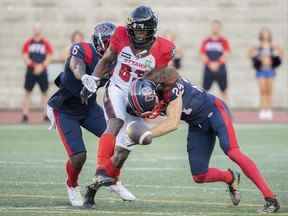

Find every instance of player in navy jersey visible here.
[127,67,279,213]
[47,22,135,207]
[200,20,230,101]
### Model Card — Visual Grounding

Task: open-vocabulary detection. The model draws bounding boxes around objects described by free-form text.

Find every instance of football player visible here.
[126,67,280,214]
[47,22,135,207]
[80,6,175,207]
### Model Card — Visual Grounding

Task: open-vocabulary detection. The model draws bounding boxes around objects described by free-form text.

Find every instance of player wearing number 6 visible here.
[126,67,280,214]
[47,22,136,207]
[82,5,175,207]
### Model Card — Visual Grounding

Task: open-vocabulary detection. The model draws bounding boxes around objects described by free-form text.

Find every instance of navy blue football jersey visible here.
[48,42,101,116]
[161,78,214,125]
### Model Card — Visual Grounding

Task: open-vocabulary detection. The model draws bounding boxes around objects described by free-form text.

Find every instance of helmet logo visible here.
[142,86,155,102]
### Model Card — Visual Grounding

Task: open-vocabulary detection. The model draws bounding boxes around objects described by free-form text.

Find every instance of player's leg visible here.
[53,110,86,206]
[202,68,214,91]
[216,67,228,103]
[21,69,35,123]
[37,70,49,121]
[212,98,279,212]
[258,77,268,119]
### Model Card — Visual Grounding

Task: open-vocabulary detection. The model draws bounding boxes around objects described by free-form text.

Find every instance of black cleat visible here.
[227,169,241,206]
[258,197,280,213]
[83,171,116,209]
[21,114,28,123]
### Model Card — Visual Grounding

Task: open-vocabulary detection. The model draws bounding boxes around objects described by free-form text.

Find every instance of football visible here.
[126,121,152,145]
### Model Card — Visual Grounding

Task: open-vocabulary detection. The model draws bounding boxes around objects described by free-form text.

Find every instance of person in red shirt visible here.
[21,24,53,123]
[200,20,230,102]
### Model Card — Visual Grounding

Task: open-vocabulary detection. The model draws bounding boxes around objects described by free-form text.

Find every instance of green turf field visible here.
[0,124,287,216]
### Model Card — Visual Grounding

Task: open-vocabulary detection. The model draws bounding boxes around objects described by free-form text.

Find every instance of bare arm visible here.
[69,56,86,80]
[150,95,182,138]
[92,45,117,78]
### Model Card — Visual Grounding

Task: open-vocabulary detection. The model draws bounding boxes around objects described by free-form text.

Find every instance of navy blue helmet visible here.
[127,5,158,49]
[128,79,161,119]
[92,22,116,56]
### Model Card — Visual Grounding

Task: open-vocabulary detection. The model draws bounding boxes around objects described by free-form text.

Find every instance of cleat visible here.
[227,169,241,206]
[83,171,116,208]
[108,181,136,201]
[66,184,84,207]
[258,197,280,214]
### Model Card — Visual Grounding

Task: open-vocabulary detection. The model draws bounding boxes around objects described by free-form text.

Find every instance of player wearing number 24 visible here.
[81,5,176,208]
[126,67,280,214]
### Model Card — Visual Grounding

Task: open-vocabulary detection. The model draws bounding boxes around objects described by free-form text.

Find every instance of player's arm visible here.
[218,38,230,64]
[150,95,182,138]
[92,45,117,78]
[22,40,33,66]
[69,56,86,80]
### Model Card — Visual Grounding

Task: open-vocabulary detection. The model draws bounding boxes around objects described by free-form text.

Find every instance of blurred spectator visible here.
[249,27,283,120]
[165,31,184,70]
[21,23,53,123]
[200,20,230,102]
[59,30,84,62]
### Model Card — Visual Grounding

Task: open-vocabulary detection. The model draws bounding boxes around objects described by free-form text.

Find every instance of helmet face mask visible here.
[92,22,116,56]
[127,6,158,49]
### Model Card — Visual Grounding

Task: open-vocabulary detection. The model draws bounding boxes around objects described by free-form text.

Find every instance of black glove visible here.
[80,87,93,105]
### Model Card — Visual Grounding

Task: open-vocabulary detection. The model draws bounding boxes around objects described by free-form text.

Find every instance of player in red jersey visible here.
[80,5,175,208]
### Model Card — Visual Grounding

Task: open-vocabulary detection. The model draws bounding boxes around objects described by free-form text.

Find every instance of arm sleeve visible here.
[44,39,53,54]
[200,39,207,54]
[110,27,124,54]
[222,38,230,52]
[70,43,85,60]
[156,42,176,70]
[22,39,30,54]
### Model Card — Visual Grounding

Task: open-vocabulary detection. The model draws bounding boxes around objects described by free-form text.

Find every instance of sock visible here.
[228,148,274,198]
[97,133,116,168]
[66,160,81,187]
[193,168,233,184]
[102,159,120,178]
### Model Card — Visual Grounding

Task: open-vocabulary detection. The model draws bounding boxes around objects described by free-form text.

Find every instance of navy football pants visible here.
[187,98,238,175]
[53,104,106,156]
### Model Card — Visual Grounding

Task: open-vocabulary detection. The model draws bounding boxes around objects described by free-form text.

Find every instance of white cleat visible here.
[108,181,136,201]
[66,185,84,207]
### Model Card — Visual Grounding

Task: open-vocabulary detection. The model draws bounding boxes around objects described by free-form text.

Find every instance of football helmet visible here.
[127,5,158,49]
[128,79,161,119]
[92,22,116,56]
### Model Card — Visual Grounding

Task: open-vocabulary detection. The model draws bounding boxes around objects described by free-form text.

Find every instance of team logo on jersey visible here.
[144,59,153,70]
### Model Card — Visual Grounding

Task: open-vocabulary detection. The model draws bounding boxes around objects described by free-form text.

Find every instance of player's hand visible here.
[33,63,44,75]
[81,74,100,93]
[80,86,94,105]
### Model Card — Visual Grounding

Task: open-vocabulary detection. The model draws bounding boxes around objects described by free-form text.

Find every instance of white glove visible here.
[81,74,100,93]
[46,105,55,130]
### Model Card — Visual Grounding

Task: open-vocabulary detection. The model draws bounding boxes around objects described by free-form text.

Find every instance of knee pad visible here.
[192,173,207,183]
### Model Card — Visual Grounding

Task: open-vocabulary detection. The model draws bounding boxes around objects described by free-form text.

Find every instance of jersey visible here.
[161,78,214,126]
[22,37,53,66]
[200,36,230,63]
[109,26,175,92]
[48,42,101,116]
